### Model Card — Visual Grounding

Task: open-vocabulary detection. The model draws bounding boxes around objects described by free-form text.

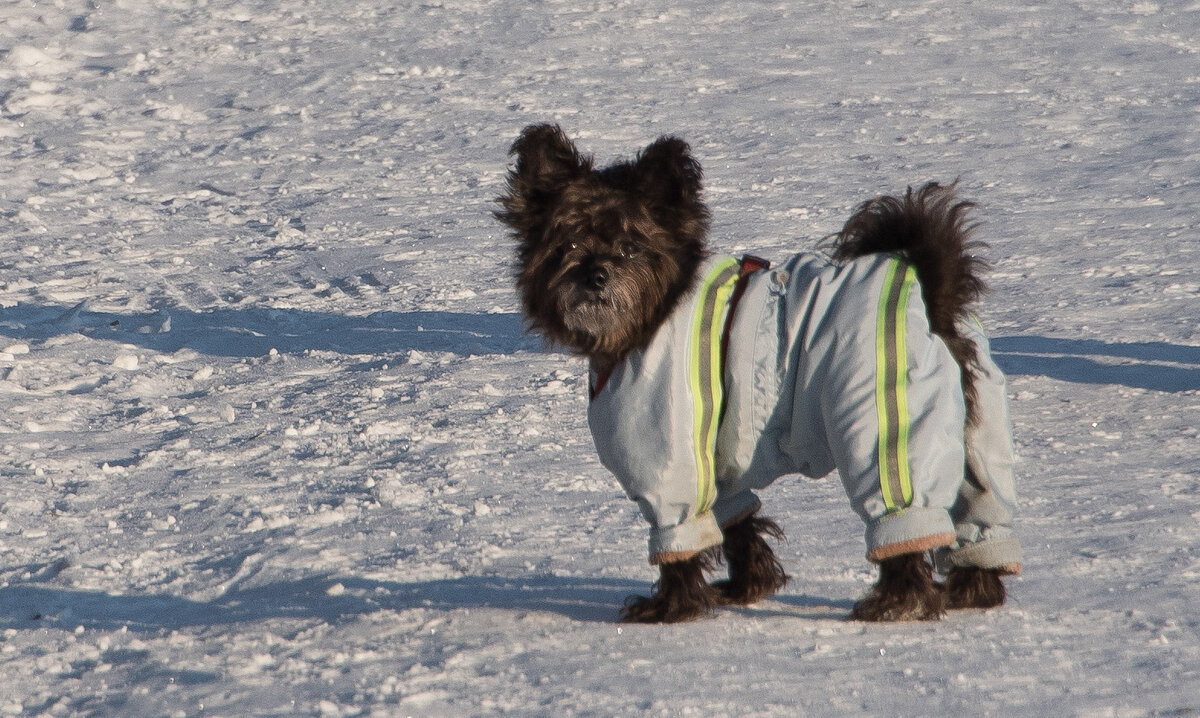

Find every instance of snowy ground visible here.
[1,0,1198,715]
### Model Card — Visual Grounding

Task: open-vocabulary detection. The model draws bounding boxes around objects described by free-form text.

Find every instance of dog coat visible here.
[588,252,1022,572]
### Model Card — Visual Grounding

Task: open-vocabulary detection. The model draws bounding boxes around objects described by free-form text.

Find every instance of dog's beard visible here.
[562,299,622,336]
[526,256,675,360]
[556,281,641,337]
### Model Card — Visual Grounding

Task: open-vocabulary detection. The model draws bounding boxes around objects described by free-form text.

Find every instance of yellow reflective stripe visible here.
[689,257,740,514]
[876,259,917,512]
[894,266,915,506]
[875,261,897,510]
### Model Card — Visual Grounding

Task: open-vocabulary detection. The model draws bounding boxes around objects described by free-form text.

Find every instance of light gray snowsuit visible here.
[587,252,1022,573]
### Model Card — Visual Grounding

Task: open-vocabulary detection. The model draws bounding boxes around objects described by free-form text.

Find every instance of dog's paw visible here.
[849,552,946,622]
[710,578,753,606]
[849,587,947,622]
[945,566,1007,610]
[619,593,713,624]
[619,554,723,623]
[714,514,790,606]
[710,573,788,606]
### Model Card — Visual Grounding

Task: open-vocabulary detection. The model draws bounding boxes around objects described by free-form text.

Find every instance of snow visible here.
[1,0,1197,715]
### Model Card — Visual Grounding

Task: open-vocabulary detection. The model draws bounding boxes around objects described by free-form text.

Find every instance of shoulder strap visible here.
[719,254,770,375]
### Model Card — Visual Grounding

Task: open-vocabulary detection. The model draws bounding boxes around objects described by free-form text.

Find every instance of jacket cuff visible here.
[935,536,1023,575]
[648,511,724,565]
[864,507,956,563]
[711,490,762,529]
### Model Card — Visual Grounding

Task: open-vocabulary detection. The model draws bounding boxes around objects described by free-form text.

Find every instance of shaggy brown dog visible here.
[496,124,1007,623]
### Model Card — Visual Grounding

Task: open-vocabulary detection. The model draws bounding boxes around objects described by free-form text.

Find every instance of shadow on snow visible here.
[4,308,1194,392]
[0,303,539,358]
[991,336,1199,392]
[0,575,852,634]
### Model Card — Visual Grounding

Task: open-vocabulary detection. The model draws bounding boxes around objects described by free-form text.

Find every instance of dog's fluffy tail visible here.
[830,181,987,423]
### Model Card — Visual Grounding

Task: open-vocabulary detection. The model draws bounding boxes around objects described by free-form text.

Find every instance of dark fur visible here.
[495,124,709,367]
[712,515,790,606]
[849,552,946,621]
[619,547,724,623]
[619,515,790,622]
[496,124,1008,623]
[945,565,1008,610]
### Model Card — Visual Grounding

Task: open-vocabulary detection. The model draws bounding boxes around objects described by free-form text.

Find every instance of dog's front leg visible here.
[849,552,947,622]
[711,514,789,605]
[619,548,723,623]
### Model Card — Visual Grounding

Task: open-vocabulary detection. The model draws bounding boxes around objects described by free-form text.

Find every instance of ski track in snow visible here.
[1,0,1198,715]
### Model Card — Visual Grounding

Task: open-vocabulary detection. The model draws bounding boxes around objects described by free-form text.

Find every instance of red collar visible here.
[589,254,770,399]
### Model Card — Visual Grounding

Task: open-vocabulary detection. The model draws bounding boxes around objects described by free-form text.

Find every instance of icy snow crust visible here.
[1,0,1198,715]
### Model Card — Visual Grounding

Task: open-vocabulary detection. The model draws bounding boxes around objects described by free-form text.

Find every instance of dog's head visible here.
[496,124,710,363]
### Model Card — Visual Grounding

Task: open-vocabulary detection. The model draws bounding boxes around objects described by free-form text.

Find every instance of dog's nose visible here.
[586,264,608,290]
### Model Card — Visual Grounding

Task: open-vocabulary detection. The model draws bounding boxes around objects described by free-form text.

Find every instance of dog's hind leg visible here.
[620,548,724,623]
[711,514,789,605]
[830,182,987,423]
[850,552,947,622]
[945,565,1007,610]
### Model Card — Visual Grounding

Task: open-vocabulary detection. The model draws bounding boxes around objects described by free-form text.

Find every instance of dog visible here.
[496,124,1022,622]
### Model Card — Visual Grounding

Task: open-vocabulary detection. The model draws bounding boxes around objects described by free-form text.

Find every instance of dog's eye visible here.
[618,241,641,259]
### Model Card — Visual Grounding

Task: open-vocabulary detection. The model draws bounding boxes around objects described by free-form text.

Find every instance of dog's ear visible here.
[632,136,710,245]
[496,124,591,240]
[633,136,704,209]
[509,124,589,191]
